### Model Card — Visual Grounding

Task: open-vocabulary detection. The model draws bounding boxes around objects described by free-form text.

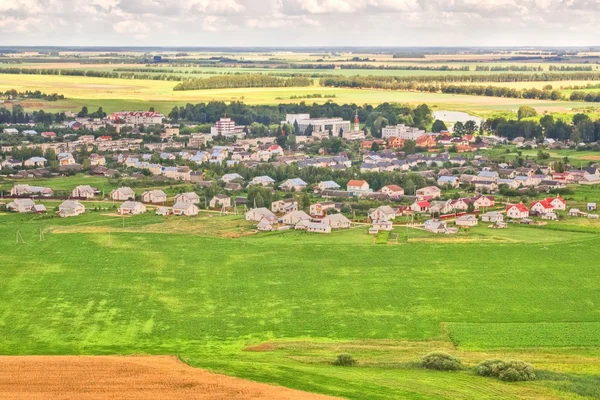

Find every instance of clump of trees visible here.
[421,352,463,371]
[173,74,311,91]
[332,354,357,367]
[475,359,536,382]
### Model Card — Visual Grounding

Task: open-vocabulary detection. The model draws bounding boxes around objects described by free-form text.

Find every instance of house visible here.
[347,180,371,196]
[257,218,274,231]
[250,176,275,186]
[309,202,340,218]
[210,194,231,209]
[58,200,86,217]
[279,178,308,192]
[474,181,498,192]
[580,175,600,185]
[416,186,441,200]
[322,213,352,229]
[473,195,495,209]
[541,212,558,221]
[10,184,54,197]
[89,154,106,166]
[588,203,597,212]
[174,192,200,204]
[411,200,430,213]
[220,173,244,183]
[58,153,76,166]
[172,202,199,216]
[317,181,341,191]
[548,196,567,211]
[24,157,47,168]
[72,185,98,199]
[281,210,311,225]
[142,190,167,204]
[246,207,277,222]
[6,198,37,213]
[506,204,530,219]
[455,215,478,227]
[530,199,554,215]
[380,185,404,198]
[156,207,171,216]
[119,201,146,215]
[368,206,397,222]
[307,222,332,234]
[569,208,584,217]
[225,182,243,192]
[481,211,504,223]
[1,159,22,169]
[424,219,454,234]
[110,187,135,201]
[372,220,393,232]
[3,128,18,135]
[437,176,459,188]
[41,131,57,139]
[271,199,298,213]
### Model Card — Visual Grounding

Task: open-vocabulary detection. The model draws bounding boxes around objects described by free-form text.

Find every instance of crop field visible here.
[2,197,600,399]
[1,73,597,117]
[0,356,336,400]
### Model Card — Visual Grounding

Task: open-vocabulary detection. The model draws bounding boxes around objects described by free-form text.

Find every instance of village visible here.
[2,110,600,237]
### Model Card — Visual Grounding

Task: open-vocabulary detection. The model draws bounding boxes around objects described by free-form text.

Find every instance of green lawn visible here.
[1,209,600,399]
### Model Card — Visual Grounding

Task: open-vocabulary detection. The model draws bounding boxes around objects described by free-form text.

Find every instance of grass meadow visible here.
[2,199,600,398]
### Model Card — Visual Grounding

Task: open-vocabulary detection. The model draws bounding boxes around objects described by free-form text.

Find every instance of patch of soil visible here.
[244,342,277,352]
[0,356,339,400]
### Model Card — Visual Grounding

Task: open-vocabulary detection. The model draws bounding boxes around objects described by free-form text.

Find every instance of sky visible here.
[0,0,599,47]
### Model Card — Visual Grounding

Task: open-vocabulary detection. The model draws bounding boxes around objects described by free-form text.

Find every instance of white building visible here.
[283,114,350,136]
[109,111,164,125]
[210,118,246,138]
[382,124,427,140]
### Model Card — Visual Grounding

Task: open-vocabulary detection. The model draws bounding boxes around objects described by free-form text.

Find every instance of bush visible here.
[333,353,356,367]
[421,352,462,371]
[476,359,536,382]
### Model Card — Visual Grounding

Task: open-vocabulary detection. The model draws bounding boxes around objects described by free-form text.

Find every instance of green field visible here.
[2,192,600,399]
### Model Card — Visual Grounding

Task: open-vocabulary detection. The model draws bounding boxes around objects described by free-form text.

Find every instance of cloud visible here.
[0,0,599,46]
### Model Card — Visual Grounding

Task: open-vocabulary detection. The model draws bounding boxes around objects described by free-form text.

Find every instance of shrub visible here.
[476,359,536,382]
[421,352,462,371]
[333,353,356,367]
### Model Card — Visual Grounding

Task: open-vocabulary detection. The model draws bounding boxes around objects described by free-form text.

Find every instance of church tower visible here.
[354,111,360,133]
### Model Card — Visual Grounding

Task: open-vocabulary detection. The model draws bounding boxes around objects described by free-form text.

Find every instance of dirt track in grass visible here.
[0,356,339,400]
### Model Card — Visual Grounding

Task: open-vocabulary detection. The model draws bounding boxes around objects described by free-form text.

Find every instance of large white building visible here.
[382,124,427,140]
[109,111,164,125]
[284,114,351,137]
[210,118,246,138]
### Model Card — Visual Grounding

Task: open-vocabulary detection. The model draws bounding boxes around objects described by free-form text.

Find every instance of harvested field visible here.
[0,356,338,400]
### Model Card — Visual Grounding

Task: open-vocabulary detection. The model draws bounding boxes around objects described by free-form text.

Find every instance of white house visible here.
[279,178,308,192]
[271,199,298,213]
[142,190,167,204]
[506,204,530,219]
[119,201,147,215]
[347,180,371,196]
[307,222,332,234]
[322,213,351,229]
[72,185,98,199]
[246,207,277,222]
[437,176,459,188]
[416,186,441,200]
[6,198,37,213]
[368,206,397,221]
[111,187,135,201]
[221,173,244,183]
[372,220,393,232]
[455,215,478,227]
[250,176,275,186]
[481,211,504,223]
[172,202,199,216]
[174,192,201,204]
[380,185,404,198]
[24,157,47,168]
[210,194,231,208]
[317,181,341,191]
[58,200,86,217]
[281,210,311,225]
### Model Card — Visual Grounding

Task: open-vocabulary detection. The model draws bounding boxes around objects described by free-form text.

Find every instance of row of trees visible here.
[173,75,312,91]
[1,89,65,101]
[483,113,600,143]
[0,105,67,124]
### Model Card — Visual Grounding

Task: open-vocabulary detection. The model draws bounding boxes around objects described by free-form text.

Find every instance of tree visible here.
[77,106,88,118]
[464,120,478,135]
[421,352,462,371]
[293,120,299,135]
[370,141,380,152]
[432,119,447,133]
[476,360,535,382]
[305,124,313,136]
[517,106,537,120]
[333,354,356,367]
[453,121,465,136]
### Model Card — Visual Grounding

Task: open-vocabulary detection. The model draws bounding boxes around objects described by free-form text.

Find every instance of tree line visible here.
[172,75,311,91]
[1,89,65,101]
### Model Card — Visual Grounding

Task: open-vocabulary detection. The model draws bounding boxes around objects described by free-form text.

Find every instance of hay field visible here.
[0,356,337,400]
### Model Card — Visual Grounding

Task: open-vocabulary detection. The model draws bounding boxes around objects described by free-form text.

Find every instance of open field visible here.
[2,201,600,398]
[0,356,337,400]
[1,73,598,116]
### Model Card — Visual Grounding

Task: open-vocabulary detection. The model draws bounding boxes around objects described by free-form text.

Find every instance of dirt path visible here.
[0,356,340,400]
